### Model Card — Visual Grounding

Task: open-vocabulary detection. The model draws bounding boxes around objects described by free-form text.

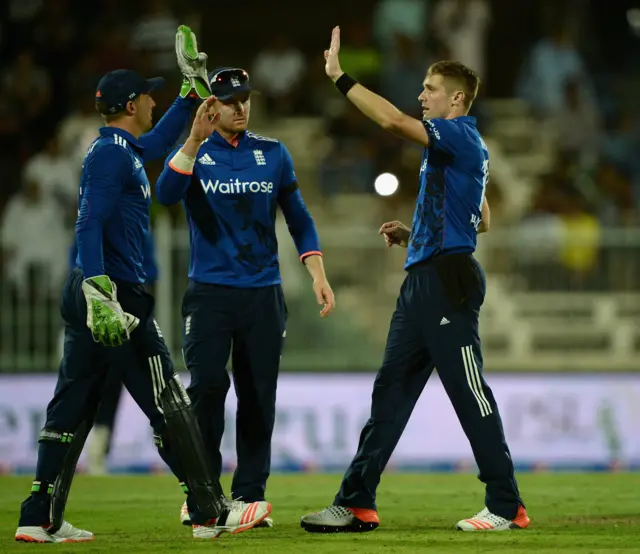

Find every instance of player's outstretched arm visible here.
[139,96,198,162]
[325,26,429,147]
[138,26,211,162]
[156,97,218,205]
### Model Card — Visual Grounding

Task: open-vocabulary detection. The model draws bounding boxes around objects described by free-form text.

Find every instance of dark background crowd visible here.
[1,0,639,372]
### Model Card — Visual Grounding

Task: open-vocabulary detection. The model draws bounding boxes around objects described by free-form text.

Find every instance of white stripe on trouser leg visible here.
[468,347,492,416]
[168,374,188,406]
[154,355,167,404]
[149,357,159,411]
[154,355,166,390]
[461,346,492,417]
[461,346,487,416]
[149,355,165,414]
[466,346,492,416]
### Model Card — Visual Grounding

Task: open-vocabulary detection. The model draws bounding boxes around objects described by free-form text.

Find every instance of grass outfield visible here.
[1,473,639,552]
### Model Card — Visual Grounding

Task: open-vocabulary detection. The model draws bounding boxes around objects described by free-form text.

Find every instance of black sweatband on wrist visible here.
[335,73,358,96]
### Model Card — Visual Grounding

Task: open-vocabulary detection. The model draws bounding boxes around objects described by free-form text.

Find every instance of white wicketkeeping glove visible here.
[176,25,211,99]
[82,275,139,347]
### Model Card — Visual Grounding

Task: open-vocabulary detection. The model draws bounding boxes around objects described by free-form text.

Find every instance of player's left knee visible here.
[38,427,80,444]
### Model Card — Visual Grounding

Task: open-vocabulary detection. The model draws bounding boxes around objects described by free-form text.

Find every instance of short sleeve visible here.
[423,118,462,155]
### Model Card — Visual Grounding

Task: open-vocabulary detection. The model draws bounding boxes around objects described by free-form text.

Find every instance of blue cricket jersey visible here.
[68,229,159,283]
[155,130,321,288]
[75,97,195,283]
[405,116,489,269]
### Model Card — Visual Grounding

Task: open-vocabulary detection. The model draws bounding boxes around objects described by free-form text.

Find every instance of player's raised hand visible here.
[176,25,211,99]
[313,278,336,318]
[379,221,411,248]
[189,96,219,142]
[324,26,343,81]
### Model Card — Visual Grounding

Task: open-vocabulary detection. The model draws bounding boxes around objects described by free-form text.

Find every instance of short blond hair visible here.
[427,61,480,109]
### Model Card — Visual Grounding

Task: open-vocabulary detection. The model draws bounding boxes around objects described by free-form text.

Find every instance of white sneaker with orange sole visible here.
[15,521,94,543]
[192,499,272,539]
[183,499,273,529]
[300,505,380,533]
[456,505,530,531]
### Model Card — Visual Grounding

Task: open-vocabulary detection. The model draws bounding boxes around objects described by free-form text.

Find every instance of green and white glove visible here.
[82,276,140,347]
[176,25,211,99]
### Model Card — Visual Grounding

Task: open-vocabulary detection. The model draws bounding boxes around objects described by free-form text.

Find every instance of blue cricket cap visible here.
[208,67,253,100]
[95,69,165,114]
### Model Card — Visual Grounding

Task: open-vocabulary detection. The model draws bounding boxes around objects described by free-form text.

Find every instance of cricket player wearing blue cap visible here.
[155,66,335,536]
[15,28,271,544]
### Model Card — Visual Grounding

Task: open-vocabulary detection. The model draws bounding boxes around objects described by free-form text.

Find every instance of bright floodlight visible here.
[374,173,399,196]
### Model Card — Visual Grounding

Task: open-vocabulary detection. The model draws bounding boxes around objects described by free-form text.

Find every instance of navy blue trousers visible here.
[45,270,173,436]
[19,271,226,526]
[182,281,287,501]
[334,254,523,519]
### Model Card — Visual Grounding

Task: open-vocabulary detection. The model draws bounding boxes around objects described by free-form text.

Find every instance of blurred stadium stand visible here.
[2,0,640,374]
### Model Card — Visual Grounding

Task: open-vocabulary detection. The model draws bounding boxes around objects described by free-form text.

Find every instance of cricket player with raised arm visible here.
[14,27,270,544]
[300,26,529,534]
[155,66,335,536]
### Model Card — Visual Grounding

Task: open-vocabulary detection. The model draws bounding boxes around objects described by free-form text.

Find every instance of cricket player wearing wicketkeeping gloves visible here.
[155,67,335,535]
[15,27,270,544]
[67,232,159,476]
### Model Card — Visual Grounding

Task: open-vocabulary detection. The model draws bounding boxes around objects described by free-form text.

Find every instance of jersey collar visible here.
[99,127,145,152]
[454,115,477,126]
[208,130,246,149]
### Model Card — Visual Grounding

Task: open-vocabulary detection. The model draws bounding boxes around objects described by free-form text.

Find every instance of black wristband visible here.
[335,73,358,96]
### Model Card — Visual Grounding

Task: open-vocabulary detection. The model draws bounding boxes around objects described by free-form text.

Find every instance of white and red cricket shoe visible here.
[192,499,272,539]
[456,505,530,531]
[183,499,273,529]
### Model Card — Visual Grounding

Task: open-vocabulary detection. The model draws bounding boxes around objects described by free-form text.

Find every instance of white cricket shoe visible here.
[300,505,380,533]
[192,499,272,539]
[15,521,94,543]
[183,499,273,528]
[456,505,530,531]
